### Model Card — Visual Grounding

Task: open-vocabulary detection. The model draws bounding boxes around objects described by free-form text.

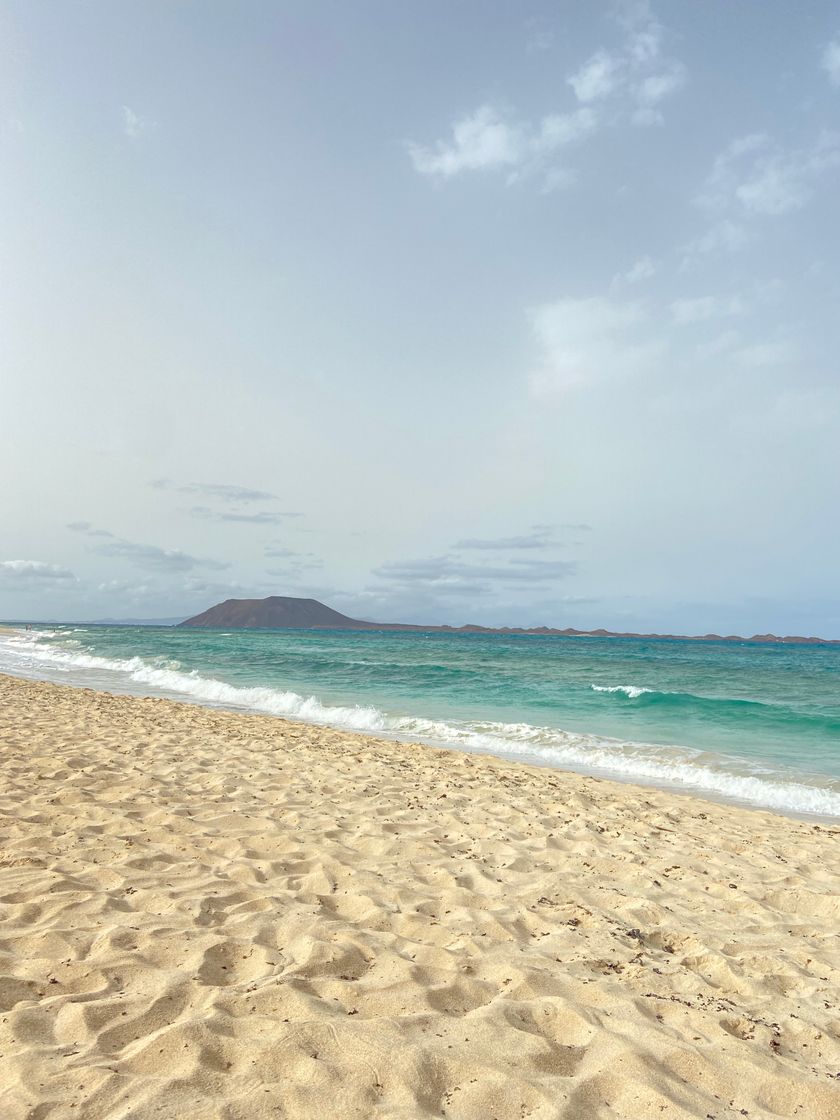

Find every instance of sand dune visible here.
[0,673,838,1119]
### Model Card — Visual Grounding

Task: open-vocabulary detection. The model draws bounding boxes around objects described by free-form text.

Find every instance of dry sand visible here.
[0,673,839,1120]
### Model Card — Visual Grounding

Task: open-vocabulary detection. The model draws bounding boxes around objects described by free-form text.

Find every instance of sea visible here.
[2,624,840,820]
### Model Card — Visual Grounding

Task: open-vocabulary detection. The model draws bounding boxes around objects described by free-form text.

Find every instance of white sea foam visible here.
[592,684,654,699]
[2,631,839,819]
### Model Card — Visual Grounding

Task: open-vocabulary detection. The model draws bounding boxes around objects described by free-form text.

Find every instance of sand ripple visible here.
[0,675,839,1119]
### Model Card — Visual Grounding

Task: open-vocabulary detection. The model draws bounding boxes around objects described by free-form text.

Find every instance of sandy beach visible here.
[0,673,838,1120]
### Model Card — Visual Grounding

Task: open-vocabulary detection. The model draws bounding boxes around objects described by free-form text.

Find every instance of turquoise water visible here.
[2,624,840,818]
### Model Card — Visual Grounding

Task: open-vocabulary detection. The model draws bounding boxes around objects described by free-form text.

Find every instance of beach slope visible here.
[0,673,838,1119]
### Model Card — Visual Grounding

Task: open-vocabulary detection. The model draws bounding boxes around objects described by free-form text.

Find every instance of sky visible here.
[2,0,840,635]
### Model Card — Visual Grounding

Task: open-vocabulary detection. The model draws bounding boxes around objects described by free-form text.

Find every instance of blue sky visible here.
[3,1,840,634]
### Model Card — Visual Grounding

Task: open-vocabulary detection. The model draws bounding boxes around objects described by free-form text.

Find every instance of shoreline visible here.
[2,634,839,823]
[1,672,839,1118]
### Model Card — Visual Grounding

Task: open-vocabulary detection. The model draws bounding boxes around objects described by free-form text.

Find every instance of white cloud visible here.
[822,39,840,86]
[408,106,521,177]
[698,133,768,209]
[679,220,749,268]
[408,104,596,184]
[535,109,598,149]
[630,62,687,124]
[734,340,797,367]
[121,105,151,140]
[528,296,663,395]
[625,26,662,66]
[539,166,577,194]
[410,3,682,188]
[630,108,661,127]
[699,132,840,217]
[762,388,840,431]
[567,3,686,126]
[0,560,75,582]
[612,255,656,288]
[568,51,624,102]
[694,329,741,360]
[737,163,812,216]
[670,295,746,325]
[635,64,686,105]
[690,329,797,367]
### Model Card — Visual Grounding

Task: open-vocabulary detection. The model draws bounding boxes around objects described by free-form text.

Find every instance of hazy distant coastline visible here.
[175,595,840,646]
[6,595,837,644]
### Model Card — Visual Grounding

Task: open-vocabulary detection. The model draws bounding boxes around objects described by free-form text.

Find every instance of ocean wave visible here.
[591,684,655,699]
[0,633,390,729]
[2,632,840,818]
[590,681,779,712]
[588,682,838,731]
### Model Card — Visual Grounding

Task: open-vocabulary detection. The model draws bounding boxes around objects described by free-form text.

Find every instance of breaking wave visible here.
[2,629,839,818]
[591,684,655,699]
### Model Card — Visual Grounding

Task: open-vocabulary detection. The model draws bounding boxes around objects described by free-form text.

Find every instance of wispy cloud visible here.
[698,132,840,217]
[524,16,554,54]
[0,560,76,582]
[457,523,558,549]
[181,577,249,599]
[407,104,596,186]
[374,555,577,585]
[264,544,319,559]
[567,2,686,127]
[151,479,302,529]
[568,50,623,103]
[152,480,301,525]
[694,329,742,361]
[94,538,229,573]
[631,65,687,126]
[266,561,323,578]
[408,3,683,191]
[189,507,300,525]
[69,521,228,573]
[691,328,797,370]
[528,296,663,395]
[263,540,323,576]
[734,340,798,368]
[670,294,746,325]
[453,523,590,552]
[97,578,154,598]
[822,39,840,86]
[611,255,657,289]
[152,480,279,502]
[455,532,554,551]
[361,582,497,607]
[408,106,523,178]
[527,286,801,404]
[67,521,114,538]
[678,220,749,269]
[121,105,152,140]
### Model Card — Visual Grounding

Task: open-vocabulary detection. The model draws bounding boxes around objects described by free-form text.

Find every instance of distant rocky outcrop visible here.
[178,597,380,630]
[176,596,839,644]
